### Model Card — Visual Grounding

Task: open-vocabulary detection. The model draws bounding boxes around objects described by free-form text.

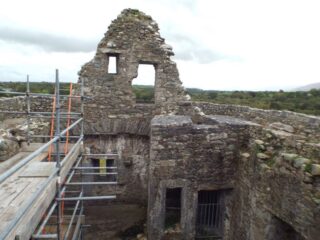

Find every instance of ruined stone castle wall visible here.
[0,96,54,120]
[79,9,189,136]
[1,8,319,240]
[77,9,189,205]
[234,129,320,240]
[221,107,320,240]
[148,115,260,239]
[147,111,320,240]
[195,102,320,138]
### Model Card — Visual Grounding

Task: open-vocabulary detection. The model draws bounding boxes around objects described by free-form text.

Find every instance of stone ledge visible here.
[151,115,192,127]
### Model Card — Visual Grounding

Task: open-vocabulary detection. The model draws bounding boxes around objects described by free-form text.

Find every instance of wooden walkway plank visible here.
[0,142,80,240]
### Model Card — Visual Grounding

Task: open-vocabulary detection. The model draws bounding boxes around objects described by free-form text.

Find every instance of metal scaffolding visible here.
[0,70,118,240]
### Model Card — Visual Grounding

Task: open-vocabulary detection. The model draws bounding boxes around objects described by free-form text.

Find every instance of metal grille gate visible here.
[196,190,224,240]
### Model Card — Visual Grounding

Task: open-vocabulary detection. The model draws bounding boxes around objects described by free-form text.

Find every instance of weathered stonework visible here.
[79,8,189,135]
[0,96,55,120]
[0,8,319,240]
[148,115,259,239]
[76,9,190,206]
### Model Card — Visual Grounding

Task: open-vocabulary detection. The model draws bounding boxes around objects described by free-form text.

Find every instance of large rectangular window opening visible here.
[165,188,182,229]
[196,190,225,239]
[108,55,118,74]
[132,64,155,103]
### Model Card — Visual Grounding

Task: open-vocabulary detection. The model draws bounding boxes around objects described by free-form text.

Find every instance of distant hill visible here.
[293,82,320,91]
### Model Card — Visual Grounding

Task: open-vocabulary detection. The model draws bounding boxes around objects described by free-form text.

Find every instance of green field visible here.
[1,82,319,116]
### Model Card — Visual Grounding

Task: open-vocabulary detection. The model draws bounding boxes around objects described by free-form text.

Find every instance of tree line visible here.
[1,82,319,116]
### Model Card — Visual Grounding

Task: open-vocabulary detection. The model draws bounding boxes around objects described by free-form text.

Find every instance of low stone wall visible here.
[0,96,63,120]
[231,115,320,240]
[234,142,320,240]
[195,102,320,139]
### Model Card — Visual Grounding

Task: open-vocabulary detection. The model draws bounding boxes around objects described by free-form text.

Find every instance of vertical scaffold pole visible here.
[55,69,62,240]
[80,76,84,240]
[26,75,31,145]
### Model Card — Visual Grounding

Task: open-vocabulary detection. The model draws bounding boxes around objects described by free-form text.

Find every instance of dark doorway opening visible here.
[196,190,224,240]
[266,216,305,240]
[165,188,182,229]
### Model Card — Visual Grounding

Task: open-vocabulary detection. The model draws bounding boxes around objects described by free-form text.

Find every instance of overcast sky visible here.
[1,0,320,90]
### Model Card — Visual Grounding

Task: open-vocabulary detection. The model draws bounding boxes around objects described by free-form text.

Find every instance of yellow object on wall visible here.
[99,159,106,176]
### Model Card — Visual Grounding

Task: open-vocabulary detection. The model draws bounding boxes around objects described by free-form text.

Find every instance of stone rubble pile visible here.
[0,118,50,161]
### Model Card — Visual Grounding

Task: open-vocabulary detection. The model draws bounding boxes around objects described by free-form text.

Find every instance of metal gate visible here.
[195,190,224,239]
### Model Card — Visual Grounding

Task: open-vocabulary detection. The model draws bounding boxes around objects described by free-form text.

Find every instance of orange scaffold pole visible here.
[64,82,73,154]
[47,89,56,161]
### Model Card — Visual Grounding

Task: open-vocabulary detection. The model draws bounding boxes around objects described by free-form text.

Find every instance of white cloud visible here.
[0,0,320,90]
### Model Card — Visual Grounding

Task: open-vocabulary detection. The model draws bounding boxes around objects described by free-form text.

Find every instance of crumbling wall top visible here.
[79,9,188,115]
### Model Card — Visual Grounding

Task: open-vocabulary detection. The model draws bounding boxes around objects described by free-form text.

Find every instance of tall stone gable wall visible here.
[79,9,188,135]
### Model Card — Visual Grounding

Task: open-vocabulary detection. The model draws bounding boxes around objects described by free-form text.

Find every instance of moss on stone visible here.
[266,157,276,167]
[304,163,312,173]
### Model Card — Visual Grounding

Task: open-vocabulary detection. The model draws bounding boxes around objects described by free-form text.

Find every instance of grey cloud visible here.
[167,33,242,64]
[0,27,96,53]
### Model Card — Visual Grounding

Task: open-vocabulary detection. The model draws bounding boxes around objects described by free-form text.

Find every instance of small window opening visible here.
[165,188,182,229]
[196,190,224,239]
[132,64,155,103]
[108,55,118,74]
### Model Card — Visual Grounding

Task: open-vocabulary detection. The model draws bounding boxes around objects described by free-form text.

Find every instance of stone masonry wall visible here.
[195,102,320,140]
[79,9,189,136]
[233,126,320,240]
[0,96,54,120]
[148,113,320,240]
[148,115,260,240]
[1,8,319,240]
[77,9,190,206]
[84,134,150,204]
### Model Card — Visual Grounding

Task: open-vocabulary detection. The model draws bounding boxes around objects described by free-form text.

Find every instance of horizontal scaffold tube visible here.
[0,118,82,184]
[56,195,116,201]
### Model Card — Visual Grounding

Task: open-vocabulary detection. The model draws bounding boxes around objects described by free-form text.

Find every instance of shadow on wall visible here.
[266,216,306,240]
